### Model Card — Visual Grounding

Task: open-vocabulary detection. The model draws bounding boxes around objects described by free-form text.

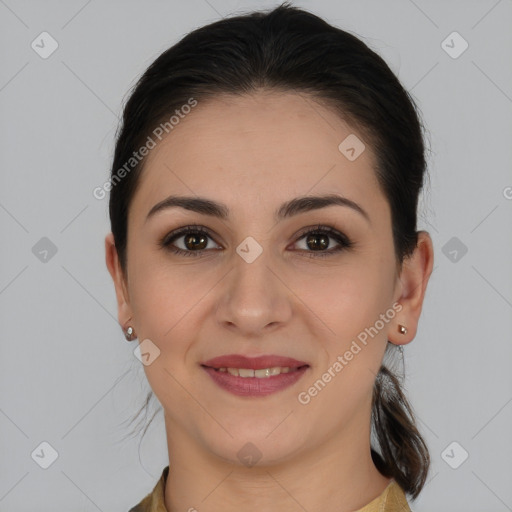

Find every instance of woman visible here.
[105,3,434,511]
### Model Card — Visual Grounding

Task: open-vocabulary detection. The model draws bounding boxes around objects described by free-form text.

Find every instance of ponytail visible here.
[370,349,430,500]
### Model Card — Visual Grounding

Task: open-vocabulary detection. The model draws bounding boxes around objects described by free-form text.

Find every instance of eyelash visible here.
[159,223,354,259]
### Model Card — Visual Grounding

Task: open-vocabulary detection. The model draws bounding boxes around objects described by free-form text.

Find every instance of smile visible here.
[202,364,309,397]
[214,366,297,377]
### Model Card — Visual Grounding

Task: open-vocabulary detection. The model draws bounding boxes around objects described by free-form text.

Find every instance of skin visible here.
[106,90,434,512]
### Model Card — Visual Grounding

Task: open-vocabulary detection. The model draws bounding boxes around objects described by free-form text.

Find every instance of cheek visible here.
[127,260,226,394]
[289,258,395,395]
[293,269,391,417]
[128,258,213,339]
[131,265,208,411]
[290,258,394,338]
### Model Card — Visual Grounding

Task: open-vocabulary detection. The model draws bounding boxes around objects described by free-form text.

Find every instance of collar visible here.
[129,466,411,512]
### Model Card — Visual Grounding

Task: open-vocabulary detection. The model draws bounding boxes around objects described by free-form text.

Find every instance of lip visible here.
[202,354,309,370]
[201,354,310,397]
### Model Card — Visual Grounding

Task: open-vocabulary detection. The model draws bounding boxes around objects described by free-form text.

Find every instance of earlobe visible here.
[398,324,408,335]
[389,231,434,345]
[105,232,134,334]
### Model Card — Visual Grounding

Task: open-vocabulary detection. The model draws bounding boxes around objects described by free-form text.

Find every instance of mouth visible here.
[205,365,308,377]
[201,354,310,397]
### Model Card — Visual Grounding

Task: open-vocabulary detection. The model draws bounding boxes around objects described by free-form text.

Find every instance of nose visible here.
[215,244,293,337]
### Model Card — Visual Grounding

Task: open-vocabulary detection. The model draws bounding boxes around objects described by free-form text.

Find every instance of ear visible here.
[105,232,135,334]
[389,231,434,345]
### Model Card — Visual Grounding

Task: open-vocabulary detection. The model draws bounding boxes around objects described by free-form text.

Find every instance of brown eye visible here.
[293,225,353,258]
[183,232,208,250]
[304,232,330,251]
[160,225,220,257]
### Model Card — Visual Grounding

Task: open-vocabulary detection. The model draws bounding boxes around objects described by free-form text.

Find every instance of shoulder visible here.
[355,480,411,512]
[128,466,170,512]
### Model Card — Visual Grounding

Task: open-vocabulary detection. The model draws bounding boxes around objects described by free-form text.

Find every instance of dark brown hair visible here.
[110,2,430,500]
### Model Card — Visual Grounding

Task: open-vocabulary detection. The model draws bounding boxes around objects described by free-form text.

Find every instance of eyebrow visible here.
[145,193,370,224]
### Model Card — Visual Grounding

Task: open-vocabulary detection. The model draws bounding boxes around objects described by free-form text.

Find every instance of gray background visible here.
[1,0,511,510]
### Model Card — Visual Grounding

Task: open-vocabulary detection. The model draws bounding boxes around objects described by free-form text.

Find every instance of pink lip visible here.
[202,354,309,370]
[201,354,310,397]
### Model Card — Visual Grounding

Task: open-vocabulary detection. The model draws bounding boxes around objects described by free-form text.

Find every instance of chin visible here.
[204,428,307,469]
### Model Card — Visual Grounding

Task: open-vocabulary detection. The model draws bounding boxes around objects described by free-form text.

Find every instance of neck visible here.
[163,411,392,512]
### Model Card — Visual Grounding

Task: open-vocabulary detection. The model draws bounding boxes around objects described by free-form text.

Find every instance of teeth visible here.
[217,366,296,378]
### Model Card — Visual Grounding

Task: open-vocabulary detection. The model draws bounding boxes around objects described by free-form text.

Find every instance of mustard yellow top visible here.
[128,466,411,512]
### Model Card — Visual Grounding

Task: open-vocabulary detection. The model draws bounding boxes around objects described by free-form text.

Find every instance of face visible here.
[107,90,414,467]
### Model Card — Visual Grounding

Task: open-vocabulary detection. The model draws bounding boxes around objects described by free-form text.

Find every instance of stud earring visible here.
[124,326,136,341]
[398,324,408,335]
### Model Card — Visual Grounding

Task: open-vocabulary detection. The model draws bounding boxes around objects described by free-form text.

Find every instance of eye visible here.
[159,224,221,257]
[291,224,353,258]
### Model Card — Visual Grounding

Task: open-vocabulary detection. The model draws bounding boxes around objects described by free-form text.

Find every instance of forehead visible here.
[130,90,383,223]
